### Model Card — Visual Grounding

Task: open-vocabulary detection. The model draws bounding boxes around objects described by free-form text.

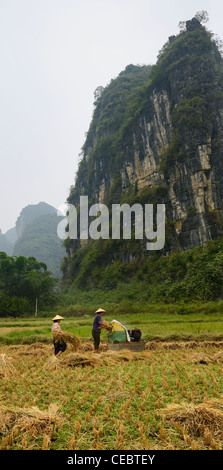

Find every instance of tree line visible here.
[0,252,58,316]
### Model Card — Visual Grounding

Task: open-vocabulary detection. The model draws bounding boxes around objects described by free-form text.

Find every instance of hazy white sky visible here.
[0,0,222,232]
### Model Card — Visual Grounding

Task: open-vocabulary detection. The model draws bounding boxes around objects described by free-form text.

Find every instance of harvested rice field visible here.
[0,339,223,451]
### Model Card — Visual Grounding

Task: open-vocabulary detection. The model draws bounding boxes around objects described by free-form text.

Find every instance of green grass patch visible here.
[1,302,223,344]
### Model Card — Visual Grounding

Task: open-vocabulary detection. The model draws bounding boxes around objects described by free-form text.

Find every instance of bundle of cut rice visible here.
[101,350,135,364]
[80,342,93,352]
[0,403,64,438]
[43,356,63,370]
[61,352,99,367]
[53,331,80,351]
[14,403,63,436]
[159,397,223,438]
[0,403,16,434]
[189,352,215,365]
[52,330,63,342]
[63,333,81,351]
[61,349,143,368]
[0,354,17,378]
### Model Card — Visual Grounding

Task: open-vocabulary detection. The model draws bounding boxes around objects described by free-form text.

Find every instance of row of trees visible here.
[0,252,58,316]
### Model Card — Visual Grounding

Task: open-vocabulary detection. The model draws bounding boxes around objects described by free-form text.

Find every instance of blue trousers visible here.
[53,339,67,356]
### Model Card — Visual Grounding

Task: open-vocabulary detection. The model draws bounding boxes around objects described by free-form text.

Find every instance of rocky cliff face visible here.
[65,18,223,280]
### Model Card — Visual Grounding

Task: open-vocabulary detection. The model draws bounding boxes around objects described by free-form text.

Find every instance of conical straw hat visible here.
[94,308,106,314]
[52,315,64,321]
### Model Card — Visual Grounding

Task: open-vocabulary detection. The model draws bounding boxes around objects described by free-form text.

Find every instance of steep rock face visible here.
[118,90,171,191]
[65,18,223,279]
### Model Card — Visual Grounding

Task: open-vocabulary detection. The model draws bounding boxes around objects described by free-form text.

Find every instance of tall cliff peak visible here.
[64,16,223,283]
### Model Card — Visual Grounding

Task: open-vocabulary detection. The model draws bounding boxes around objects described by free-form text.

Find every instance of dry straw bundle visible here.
[13,403,63,436]
[79,342,94,352]
[159,397,223,441]
[43,355,64,371]
[187,350,223,365]
[0,354,17,379]
[0,402,64,449]
[44,349,146,369]
[60,349,150,368]
[0,403,16,435]
[145,340,223,351]
[53,331,81,352]
[62,352,99,368]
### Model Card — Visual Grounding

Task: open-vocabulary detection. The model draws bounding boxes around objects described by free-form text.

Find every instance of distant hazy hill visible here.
[15,202,56,238]
[13,211,66,278]
[0,230,14,255]
[0,202,65,277]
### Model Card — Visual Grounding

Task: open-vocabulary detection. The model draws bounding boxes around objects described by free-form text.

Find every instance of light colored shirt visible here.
[51,322,62,335]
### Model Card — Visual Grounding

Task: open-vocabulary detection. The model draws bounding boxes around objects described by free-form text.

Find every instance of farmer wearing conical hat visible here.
[92,308,111,353]
[51,315,67,358]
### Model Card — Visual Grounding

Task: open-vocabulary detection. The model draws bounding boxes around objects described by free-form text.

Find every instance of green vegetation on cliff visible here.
[61,238,223,307]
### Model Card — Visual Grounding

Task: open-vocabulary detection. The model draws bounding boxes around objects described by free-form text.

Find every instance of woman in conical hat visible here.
[52,315,64,321]
[51,315,66,358]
